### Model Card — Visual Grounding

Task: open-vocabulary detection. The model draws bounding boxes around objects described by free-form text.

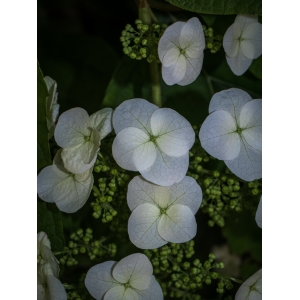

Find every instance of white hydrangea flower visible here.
[37,232,67,300]
[112,99,195,186]
[85,253,163,300]
[255,196,262,228]
[54,107,113,174]
[37,149,94,213]
[199,88,262,181]
[235,269,262,300]
[158,17,205,86]
[127,176,202,249]
[44,76,60,139]
[223,15,262,76]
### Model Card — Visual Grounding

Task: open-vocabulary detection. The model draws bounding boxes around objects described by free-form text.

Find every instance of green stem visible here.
[139,0,162,107]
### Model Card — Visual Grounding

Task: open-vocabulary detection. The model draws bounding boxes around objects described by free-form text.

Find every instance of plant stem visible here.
[139,0,162,107]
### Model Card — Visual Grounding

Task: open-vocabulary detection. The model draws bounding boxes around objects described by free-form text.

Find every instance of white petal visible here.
[54,107,89,148]
[226,49,253,76]
[45,274,68,300]
[104,286,138,300]
[240,23,262,59]
[199,110,240,160]
[37,232,51,250]
[234,14,258,32]
[89,108,113,139]
[209,88,252,119]
[239,99,262,151]
[80,128,100,164]
[112,127,156,172]
[85,261,119,300]
[223,23,240,58]
[128,203,167,249]
[162,47,181,68]
[39,245,60,278]
[180,17,205,56]
[177,54,203,86]
[151,108,195,157]
[140,150,189,186]
[158,21,185,62]
[235,269,262,300]
[113,253,153,290]
[37,165,93,213]
[225,139,262,181]
[44,76,56,93]
[61,143,98,174]
[113,99,158,134]
[136,276,164,300]
[255,197,262,228]
[168,176,202,215]
[158,204,196,243]
[127,176,170,211]
[162,55,186,85]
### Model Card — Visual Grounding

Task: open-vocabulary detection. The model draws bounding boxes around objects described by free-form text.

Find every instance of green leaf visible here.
[37,200,66,252]
[37,61,51,173]
[249,56,262,80]
[102,56,152,109]
[165,0,261,15]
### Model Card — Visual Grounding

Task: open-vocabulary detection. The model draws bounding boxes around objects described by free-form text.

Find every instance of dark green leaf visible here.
[37,61,51,173]
[165,0,261,15]
[37,200,66,252]
[249,56,262,80]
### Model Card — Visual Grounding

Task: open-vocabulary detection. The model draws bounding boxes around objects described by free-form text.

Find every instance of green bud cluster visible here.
[120,20,167,63]
[64,273,89,300]
[144,241,231,299]
[202,25,222,54]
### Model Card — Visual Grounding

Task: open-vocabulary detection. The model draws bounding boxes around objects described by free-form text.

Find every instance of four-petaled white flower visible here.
[158,17,205,86]
[199,88,262,181]
[127,176,202,249]
[44,76,60,139]
[255,196,262,228]
[112,99,195,186]
[37,149,94,213]
[85,253,163,300]
[54,107,113,174]
[235,269,262,300]
[223,14,262,76]
[37,232,67,300]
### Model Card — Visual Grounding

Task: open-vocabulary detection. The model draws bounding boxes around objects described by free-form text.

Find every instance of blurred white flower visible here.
[158,17,205,86]
[223,15,262,76]
[127,176,202,249]
[54,107,113,174]
[112,99,195,186]
[199,88,262,181]
[85,253,163,300]
[37,232,67,300]
[44,76,60,139]
[37,149,94,213]
[255,196,262,228]
[235,269,262,300]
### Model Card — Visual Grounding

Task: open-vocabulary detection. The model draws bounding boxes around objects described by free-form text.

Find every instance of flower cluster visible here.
[85,253,163,300]
[37,232,67,300]
[112,98,195,186]
[223,14,262,76]
[158,17,205,86]
[199,88,262,181]
[37,107,113,213]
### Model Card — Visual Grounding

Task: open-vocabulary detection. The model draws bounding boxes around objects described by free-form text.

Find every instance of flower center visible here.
[160,208,166,214]
[150,135,157,142]
[237,127,243,134]
[180,48,186,55]
[84,135,90,141]
[124,283,130,289]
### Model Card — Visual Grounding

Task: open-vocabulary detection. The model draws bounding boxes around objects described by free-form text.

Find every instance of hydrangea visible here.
[127,176,202,249]
[223,15,262,76]
[158,17,205,86]
[85,253,163,300]
[235,269,262,300]
[255,196,262,228]
[112,99,195,186]
[37,232,67,300]
[199,88,262,181]
[44,76,60,139]
[54,107,113,174]
[37,149,94,213]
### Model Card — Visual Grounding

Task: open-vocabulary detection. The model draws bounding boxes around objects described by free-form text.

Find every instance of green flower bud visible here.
[217,288,224,293]
[252,188,259,195]
[142,25,149,31]
[233,185,240,191]
[134,37,140,44]
[226,283,233,290]
[135,19,142,24]
[205,277,211,284]
[121,30,127,36]
[193,259,201,267]
[207,42,213,49]
[183,262,190,269]
[213,171,220,177]
[211,272,219,279]
[79,246,86,253]
[137,24,143,30]
[208,220,214,227]
[73,249,79,255]
[227,179,234,185]
[106,215,113,221]
[142,39,147,45]
[94,165,101,173]
[208,32,213,38]
[219,262,224,268]
[92,212,100,219]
